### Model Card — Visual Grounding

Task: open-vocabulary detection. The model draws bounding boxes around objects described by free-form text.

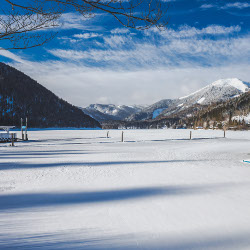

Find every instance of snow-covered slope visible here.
[127,78,250,121]
[178,78,249,104]
[82,104,144,122]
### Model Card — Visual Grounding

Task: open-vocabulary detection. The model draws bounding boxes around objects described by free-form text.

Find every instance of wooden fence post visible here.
[21,118,24,140]
[190,131,192,140]
[107,131,109,138]
[11,133,14,147]
[121,131,124,142]
[25,117,28,141]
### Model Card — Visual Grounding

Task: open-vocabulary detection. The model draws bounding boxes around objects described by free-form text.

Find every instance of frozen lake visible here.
[0,129,250,249]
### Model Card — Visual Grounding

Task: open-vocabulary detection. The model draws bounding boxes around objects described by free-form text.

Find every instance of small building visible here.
[0,126,17,142]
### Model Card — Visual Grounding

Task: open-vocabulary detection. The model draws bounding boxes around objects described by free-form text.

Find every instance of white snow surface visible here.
[211,78,249,93]
[1,129,250,249]
[197,97,205,104]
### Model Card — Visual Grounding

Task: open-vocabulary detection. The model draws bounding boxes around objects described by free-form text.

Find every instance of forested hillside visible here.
[0,62,100,128]
[187,91,250,129]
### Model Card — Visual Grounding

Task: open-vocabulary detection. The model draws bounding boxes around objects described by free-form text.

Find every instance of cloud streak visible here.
[47,25,249,69]
[222,2,250,10]
[200,2,250,10]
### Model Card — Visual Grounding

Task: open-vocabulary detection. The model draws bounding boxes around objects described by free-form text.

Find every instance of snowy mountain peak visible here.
[128,78,249,121]
[82,104,144,122]
[210,78,250,93]
[179,78,249,101]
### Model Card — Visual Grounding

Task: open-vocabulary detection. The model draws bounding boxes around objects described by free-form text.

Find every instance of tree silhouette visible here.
[0,0,169,49]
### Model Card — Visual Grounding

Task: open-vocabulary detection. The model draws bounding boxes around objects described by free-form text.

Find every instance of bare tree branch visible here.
[0,0,169,50]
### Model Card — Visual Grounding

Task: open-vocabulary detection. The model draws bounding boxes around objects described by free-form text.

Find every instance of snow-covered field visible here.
[0,129,250,250]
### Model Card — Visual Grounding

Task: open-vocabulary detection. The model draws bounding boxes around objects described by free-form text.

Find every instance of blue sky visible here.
[0,0,250,107]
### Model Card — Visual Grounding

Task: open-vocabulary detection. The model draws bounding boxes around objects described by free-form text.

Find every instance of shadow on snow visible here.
[0,182,247,211]
[0,229,250,250]
[0,159,208,171]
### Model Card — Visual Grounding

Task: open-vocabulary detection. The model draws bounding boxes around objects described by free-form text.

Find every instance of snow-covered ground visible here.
[0,129,250,250]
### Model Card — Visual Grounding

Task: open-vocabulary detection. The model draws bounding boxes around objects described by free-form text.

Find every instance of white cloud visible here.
[47,26,249,68]
[200,4,215,9]
[48,43,167,65]
[58,13,103,31]
[145,25,241,38]
[59,13,88,30]
[222,2,250,9]
[73,33,102,39]
[9,60,250,107]
[110,28,130,34]
[0,49,28,64]
[103,35,129,47]
[200,2,250,10]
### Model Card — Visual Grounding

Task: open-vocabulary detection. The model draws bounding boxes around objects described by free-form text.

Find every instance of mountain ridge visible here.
[126,78,250,121]
[82,103,144,122]
[102,91,250,130]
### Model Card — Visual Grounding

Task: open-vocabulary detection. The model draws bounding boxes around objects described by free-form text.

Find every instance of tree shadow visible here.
[0,149,91,156]
[0,186,187,211]
[34,138,92,142]
[0,159,208,171]
[1,230,250,250]
[0,149,98,159]
[146,137,223,142]
[0,183,247,211]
